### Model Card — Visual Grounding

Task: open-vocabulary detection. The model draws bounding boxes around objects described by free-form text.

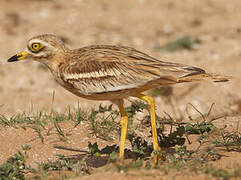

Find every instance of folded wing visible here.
[58,45,228,95]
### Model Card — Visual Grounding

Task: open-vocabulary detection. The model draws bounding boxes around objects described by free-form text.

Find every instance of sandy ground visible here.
[0,0,241,179]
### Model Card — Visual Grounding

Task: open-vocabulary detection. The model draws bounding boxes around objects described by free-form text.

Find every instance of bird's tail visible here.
[178,72,231,83]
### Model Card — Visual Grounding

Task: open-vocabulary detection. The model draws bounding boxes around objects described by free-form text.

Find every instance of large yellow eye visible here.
[31,42,41,52]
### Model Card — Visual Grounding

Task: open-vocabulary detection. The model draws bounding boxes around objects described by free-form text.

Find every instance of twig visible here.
[210,115,226,122]
[207,103,215,118]
[187,103,206,122]
[185,134,191,144]
[163,111,174,134]
[53,144,90,153]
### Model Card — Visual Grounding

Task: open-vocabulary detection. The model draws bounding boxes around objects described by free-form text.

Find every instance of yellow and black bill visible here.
[7,51,29,62]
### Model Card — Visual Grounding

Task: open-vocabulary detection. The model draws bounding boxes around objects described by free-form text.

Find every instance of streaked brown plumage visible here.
[7,34,230,164]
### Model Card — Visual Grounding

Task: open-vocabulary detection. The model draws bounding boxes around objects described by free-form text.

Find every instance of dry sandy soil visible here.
[0,0,241,179]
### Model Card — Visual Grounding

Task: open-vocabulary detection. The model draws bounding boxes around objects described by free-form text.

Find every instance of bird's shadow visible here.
[57,150,144,168]
[54,145,153,168]
[60,153,109,168]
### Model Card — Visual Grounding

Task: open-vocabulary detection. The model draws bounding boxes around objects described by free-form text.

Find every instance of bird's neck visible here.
[41,49,71,73]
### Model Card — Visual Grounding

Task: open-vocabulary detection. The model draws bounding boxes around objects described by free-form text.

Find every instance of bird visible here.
[7,34,229,164]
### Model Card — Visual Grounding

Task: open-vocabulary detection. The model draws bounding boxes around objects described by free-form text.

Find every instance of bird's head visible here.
[7,34,67,66]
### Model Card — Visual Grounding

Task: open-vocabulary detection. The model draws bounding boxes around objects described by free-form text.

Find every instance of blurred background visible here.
[0,0,240,117]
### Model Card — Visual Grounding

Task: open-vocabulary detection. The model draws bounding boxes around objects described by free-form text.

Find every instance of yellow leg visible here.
[115,99,128,160]
[136,93,160,164]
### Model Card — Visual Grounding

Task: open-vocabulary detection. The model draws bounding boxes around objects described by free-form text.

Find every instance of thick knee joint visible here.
[145,96,154,105]
[137,94,154,105]
[141,95,155,107]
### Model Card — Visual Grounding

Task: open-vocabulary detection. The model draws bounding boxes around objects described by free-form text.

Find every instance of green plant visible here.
[0,144,33,180]
[158,35,201,52]
[212,131,241,151]
[201,164,241,180]
[86,104,119,141]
